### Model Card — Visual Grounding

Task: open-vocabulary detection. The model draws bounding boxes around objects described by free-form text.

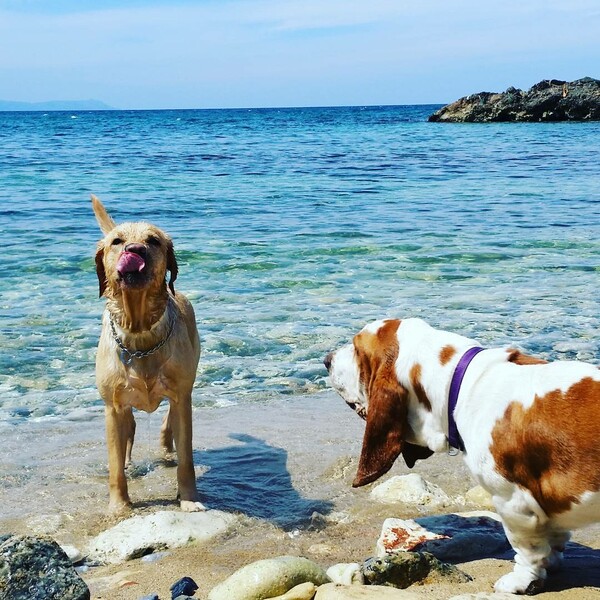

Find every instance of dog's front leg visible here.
[170,395,205,512]
[104,403,133,513]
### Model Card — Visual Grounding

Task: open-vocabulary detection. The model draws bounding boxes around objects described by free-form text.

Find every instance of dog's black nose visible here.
[323,352,334,371]
[124,243,147,257]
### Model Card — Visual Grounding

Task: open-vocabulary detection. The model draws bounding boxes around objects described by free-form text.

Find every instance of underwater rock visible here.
[208,555,329,600]
[88,510,235,564]
[362,552,472,588]
[370,474,450,506]
[0,535,90,600]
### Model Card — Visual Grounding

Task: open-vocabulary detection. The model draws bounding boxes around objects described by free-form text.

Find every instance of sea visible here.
[0,105,599,537]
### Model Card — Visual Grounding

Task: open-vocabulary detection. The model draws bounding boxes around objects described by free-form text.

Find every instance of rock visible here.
[326,563,364,585]
[429,77,600,122]
[376,512,510,562]
[268,582,317,599]
[362,552,471,588]
[315,583,423,599]
[370,474,450,506]
[449,594,519,600]
[464,485,494,509]
[59,544,85,564]
[87,510,235,564]
[138,594,159,600]
[376,518,449,555]
[170,576,198,598]
[208,555,330,600]
[0,535,90,600]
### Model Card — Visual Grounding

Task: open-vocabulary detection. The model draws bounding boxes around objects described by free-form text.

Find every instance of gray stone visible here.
[362,552,471,589]
[0,535,90,600]
[429,77,600,122]
[208,555,330,600]
[370,474,450,506]
[87,509,235,564]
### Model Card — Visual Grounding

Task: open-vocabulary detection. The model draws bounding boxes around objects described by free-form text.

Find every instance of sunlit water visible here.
[1,106,599,420]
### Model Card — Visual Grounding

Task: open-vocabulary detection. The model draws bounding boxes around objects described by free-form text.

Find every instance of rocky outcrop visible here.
[0,535,89,600]
[429,77,600,122]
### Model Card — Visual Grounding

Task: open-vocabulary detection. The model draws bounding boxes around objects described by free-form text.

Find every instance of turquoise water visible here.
[1,105,599,422]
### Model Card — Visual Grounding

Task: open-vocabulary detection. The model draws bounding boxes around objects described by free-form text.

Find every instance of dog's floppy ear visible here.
[95,245,107,298]
[166,239,178,295]
[91,194,117,235]
[401,443,434,468]
[353,377,409,487]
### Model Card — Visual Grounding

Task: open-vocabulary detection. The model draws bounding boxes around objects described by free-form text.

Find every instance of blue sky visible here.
[1,0,598,109]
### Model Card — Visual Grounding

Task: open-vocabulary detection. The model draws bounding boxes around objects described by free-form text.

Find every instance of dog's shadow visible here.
[194,433,333,529]
[417,514,600,592]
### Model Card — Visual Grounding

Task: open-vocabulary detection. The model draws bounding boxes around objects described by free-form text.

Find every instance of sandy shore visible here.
[2,393,600,599]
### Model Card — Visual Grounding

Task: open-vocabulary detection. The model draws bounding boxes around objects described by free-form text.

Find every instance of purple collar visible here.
[448,346,484,452]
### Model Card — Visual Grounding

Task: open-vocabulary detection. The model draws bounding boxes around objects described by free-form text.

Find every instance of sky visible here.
[0,0,599,109]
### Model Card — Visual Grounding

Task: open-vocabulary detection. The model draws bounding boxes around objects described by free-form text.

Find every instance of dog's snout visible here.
[124,243,147,257]
[323,352,334,371]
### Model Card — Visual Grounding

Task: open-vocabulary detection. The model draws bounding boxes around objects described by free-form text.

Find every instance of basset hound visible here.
[325,317,600,594]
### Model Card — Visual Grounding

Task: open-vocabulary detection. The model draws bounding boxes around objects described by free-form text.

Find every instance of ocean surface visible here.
[1,105,599,424]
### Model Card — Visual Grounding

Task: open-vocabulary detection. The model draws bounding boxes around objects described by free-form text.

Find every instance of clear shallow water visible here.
[1,105,599,422]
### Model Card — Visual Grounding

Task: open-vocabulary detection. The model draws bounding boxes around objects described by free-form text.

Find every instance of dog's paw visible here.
[180,500,206,512]
[494,571,545,595]
[108,499,133,516]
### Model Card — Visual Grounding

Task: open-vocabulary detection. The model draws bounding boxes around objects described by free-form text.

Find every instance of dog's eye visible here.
[111,238,123,246]
[147,236,161,246]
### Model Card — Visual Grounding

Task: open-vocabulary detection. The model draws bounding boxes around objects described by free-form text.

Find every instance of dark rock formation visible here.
[0,535,90,600]
[362,551,472,589]
[429,77,600,122]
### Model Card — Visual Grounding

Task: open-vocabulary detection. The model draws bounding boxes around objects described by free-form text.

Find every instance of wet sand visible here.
[2,392,600,599]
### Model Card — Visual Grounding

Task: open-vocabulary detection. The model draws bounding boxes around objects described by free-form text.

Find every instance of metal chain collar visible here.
[109,314,175,366]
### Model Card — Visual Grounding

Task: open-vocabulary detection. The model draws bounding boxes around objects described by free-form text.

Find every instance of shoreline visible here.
[2,393,600,599]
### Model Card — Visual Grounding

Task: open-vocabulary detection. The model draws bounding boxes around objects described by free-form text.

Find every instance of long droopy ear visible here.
[352,320,408,487]
[91,194,117,234]
[353,375,408,487]
[95,245,107,298]
[166,239,178,295]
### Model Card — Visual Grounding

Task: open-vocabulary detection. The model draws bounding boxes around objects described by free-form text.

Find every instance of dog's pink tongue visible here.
[117,252,146,274]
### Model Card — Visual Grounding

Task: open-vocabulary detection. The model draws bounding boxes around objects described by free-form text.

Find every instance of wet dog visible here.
[92,195,203,513]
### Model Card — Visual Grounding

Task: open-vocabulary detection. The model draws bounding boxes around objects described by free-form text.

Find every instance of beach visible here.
[3,393,600,599]
[1,106,600,598]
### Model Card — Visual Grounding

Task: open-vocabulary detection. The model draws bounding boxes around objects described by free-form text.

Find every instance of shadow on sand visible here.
[194,433,333,529]
[418,514,600,593]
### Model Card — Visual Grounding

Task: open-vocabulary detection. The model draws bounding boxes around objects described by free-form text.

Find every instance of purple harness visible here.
[447,346,485,452]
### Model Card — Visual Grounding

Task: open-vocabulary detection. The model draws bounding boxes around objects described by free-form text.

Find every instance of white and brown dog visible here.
[93,195,203,513]
[325,317,600,594]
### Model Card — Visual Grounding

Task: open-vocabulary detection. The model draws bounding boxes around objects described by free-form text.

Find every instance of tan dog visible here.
[92,195,203,513]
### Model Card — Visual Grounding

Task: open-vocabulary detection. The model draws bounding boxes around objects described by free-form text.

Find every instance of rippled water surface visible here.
[1,105,599,421]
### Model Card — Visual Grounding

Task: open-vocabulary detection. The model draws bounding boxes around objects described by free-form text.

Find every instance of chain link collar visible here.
[109,311,175,366]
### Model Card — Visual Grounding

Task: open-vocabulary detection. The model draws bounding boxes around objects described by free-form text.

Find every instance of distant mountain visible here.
[0,99,115,111]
